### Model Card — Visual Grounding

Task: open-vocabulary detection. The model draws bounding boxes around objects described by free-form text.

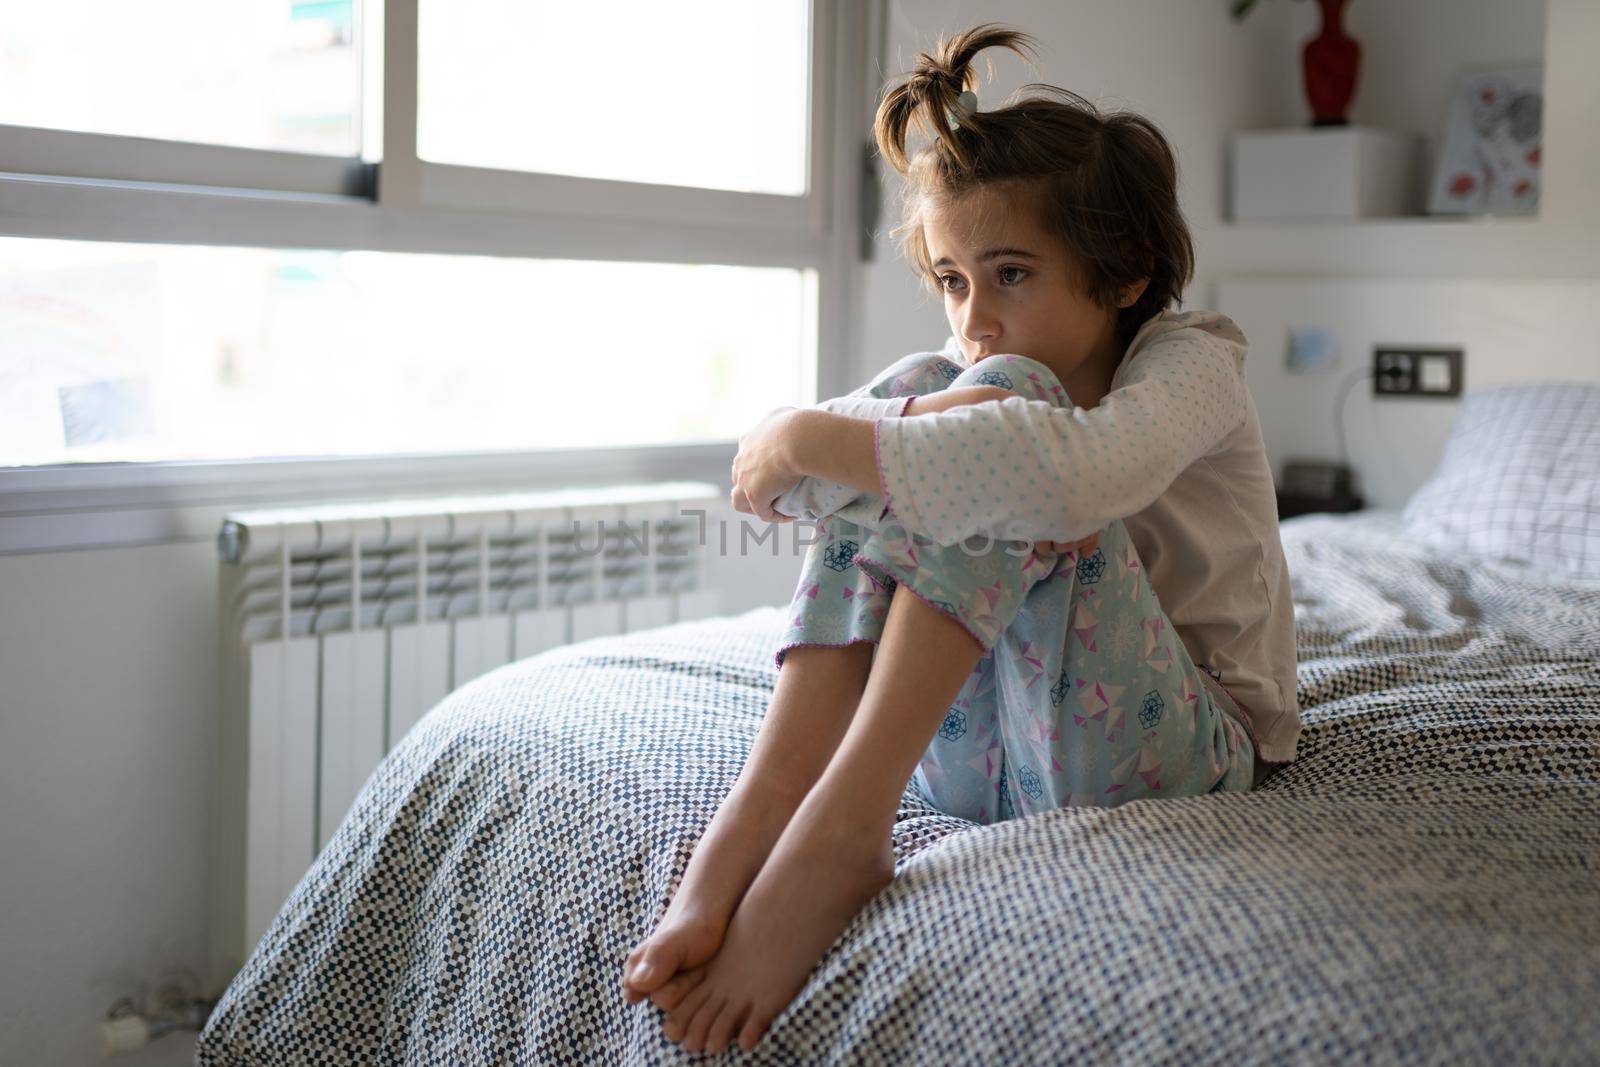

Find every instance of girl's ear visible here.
[1117,277,1150,308]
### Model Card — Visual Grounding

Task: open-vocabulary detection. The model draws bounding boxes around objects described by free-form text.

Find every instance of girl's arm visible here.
[732,386,1010,520]
[736,320,1251,545]
[752,345,1013,524]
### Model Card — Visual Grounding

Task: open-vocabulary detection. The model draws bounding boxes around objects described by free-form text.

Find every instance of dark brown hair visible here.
[874,23,1195,351]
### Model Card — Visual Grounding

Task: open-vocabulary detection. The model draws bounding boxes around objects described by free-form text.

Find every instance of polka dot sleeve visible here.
[875,311,1251,547]
[813,394,909,421]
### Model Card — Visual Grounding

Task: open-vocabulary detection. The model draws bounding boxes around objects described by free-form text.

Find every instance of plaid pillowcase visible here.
[1402,382,1600,579]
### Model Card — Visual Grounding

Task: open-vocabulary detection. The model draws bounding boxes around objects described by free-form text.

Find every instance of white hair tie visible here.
[949,90,979,127]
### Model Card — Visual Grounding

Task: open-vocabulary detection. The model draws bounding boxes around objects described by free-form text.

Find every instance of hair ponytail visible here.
[873,23,1040,175]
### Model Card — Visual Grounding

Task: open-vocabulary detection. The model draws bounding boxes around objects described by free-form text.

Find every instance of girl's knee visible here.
[951,353,1072,407]
[873,351,965,398]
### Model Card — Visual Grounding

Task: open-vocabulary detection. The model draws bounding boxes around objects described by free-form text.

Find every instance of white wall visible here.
[1222,276,1600,508]
[0,542,213,1066]
[3,2,1597,1063]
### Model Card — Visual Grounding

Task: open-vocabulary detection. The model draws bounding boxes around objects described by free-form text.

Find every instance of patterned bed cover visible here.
[197,512,1600,1065]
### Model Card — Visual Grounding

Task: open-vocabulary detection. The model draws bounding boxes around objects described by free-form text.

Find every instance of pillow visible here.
[1402,382,1600,579]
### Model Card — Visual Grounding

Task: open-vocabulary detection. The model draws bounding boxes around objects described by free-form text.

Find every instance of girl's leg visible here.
[621,641,872,1004]
[663,585,985,1054]
[625,352,962,1004]
[985,513,1259,816]
[658,354,1123,1050]
[839,354,1075,822]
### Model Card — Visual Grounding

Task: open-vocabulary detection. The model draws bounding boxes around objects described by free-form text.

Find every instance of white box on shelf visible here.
[1230,127,1422,221]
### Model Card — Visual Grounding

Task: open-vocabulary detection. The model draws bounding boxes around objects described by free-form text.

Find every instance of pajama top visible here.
[813,309,1301,763]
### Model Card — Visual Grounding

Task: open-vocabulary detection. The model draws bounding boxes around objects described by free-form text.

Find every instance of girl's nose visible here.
[961,298,1000,347]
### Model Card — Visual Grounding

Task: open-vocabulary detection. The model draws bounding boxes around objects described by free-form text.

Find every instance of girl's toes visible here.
[621,952,653,1004]
[682,992,725,1052]
[705,999,749,1056]
[626,915,729,1000]
[648,964,707,1013]
[738,1009,773,1052]
[623,941,680,996]
[663,978,714,1044]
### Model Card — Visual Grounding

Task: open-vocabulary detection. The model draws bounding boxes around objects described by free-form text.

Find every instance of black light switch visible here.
[1373,347,1464,398]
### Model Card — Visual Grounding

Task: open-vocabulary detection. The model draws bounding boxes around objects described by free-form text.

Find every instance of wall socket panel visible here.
[1373,347,1463,398]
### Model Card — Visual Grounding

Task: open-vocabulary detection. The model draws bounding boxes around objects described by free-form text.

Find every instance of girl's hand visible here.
[1035,531,1101,557]
[731,406,803,522]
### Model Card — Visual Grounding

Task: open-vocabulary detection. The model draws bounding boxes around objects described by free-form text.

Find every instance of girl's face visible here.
[922,186,1146,399]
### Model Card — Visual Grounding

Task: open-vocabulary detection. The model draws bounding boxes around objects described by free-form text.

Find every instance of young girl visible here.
[621,23,1301,1055]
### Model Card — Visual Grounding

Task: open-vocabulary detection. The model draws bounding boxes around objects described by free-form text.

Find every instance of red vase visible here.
[1303,0,1359,126]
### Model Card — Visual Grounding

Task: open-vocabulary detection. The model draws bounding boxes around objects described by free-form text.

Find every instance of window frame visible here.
[0,0,879,554]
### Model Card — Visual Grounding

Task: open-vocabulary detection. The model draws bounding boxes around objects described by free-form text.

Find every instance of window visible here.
[0,1,869,477]
[0,0,365,157]
[416,0,810,195]
[0,237,812,465]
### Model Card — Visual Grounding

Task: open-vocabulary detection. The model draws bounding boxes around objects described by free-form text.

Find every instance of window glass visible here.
[0,237,812,466]
[417,0,809,195]
[0,0,363,157]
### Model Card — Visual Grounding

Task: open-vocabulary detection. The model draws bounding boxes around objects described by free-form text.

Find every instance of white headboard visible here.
[1214,276,1600,509]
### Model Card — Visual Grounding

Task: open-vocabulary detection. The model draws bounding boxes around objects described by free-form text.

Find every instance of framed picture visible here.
[1426,64,1543,216]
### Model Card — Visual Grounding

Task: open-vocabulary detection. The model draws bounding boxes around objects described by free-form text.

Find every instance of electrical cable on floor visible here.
[99,974,217,1058]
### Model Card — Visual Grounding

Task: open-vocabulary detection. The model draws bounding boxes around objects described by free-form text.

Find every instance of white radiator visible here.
[209,481,722,982]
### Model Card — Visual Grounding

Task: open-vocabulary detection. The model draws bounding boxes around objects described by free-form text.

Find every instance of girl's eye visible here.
[939,267,1027,293]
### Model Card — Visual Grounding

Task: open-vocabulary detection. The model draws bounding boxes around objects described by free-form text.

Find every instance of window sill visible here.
[0,441,734,555]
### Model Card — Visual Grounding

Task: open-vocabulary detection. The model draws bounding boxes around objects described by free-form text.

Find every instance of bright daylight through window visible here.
[0,1,816,467]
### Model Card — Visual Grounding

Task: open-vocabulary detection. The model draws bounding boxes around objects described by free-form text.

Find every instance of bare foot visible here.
[660,809,896,1055]
[621,782,805,1009]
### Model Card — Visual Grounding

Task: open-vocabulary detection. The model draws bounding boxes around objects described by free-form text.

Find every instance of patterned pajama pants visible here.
[772,351,1257,825]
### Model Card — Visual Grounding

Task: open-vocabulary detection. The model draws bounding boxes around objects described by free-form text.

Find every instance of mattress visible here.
[196,511,1600,1065]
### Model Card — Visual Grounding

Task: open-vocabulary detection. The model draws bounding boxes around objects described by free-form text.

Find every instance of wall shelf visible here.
[1218,214,1540,230]
[1198,216,1597,282]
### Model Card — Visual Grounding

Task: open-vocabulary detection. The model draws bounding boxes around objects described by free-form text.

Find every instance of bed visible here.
[196,389,1600,1065]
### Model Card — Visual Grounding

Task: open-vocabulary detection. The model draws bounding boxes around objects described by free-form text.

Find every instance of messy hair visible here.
[874,23,1195,350]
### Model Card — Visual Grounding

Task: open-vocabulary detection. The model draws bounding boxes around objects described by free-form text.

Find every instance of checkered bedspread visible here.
[196,513,1600,1065]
